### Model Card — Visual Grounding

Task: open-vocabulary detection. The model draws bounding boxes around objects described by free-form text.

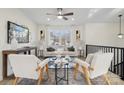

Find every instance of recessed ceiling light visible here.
[72,18,74,21]
[47,18,50,21]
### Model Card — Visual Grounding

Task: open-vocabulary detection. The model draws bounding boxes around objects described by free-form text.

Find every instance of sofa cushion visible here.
[67,46,75,51]
[47,47,55,52]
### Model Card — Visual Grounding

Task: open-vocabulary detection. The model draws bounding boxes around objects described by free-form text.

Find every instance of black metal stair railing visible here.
[86,44,124,80]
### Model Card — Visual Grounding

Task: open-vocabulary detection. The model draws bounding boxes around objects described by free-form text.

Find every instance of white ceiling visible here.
[19,8,124,25]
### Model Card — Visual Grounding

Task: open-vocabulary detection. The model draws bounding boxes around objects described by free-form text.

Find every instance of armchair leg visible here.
[45,64,51,82]
[103,74,111,85]
[74,63,79,80]
[37,68,43,85]
[45,64,49,78]
[13,77,19,85]
[82,67,91,85]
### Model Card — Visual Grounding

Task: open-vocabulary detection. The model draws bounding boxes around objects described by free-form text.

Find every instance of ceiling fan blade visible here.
[46,13,57,16]
[63,17,68,20]
[62,12,74,16]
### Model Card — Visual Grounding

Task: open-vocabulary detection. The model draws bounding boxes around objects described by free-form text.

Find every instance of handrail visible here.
[86,44,124,49]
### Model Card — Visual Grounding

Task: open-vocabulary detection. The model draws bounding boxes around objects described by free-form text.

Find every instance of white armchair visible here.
[8,54,49,85]
[74,53,113,85]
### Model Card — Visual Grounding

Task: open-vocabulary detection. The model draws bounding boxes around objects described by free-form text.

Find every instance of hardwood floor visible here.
[0,69,124,85]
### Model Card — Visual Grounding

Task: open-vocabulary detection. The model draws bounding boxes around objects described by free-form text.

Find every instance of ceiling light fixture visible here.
[110,8,124,16]
[57,15,63,19]
[117,15,123,39]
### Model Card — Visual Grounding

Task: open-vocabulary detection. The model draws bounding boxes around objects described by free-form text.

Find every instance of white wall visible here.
[85,23,122,47]
[0,9,38,81]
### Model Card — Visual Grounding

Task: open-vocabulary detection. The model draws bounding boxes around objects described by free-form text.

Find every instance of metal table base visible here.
[55,63,69,85]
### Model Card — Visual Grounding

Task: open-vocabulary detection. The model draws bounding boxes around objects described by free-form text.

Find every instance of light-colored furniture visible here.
[44,51,78,57]
[74,53,113,85]
[2,47,37,79]
[8,54,49,85]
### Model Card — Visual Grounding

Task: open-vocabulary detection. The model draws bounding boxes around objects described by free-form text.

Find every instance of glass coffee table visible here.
[48,56,75,85]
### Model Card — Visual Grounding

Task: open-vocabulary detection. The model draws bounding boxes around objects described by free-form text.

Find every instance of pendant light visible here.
[117,15,123,39]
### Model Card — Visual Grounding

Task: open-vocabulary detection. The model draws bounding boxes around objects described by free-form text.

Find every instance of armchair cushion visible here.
[8,54,49,80]
[74,53,113,79]
[39,58,49,68]
[90,53,113,79]
[85,54,94,65]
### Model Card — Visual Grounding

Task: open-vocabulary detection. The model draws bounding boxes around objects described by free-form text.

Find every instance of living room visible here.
[1,0,124,92]
[0,8,124,85]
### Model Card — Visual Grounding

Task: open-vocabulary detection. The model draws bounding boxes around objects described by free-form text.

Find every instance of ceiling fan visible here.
[46,8,74,20]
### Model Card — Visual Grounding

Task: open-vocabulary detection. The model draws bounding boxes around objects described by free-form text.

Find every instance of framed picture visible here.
[7,21,29,43]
